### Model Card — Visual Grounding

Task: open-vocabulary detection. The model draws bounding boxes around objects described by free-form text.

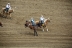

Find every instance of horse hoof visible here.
[9,17,12,19]
[36,35,38,36]
[34,34,38,36]
[1,26,3,27]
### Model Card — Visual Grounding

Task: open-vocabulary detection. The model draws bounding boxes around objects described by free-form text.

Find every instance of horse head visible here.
[44,18,50,24]
[47,18,50,22]
[24,20,31,28]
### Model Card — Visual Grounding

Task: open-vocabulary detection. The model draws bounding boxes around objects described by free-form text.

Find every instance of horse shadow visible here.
[25,32,34,36]
[20,31,34,36]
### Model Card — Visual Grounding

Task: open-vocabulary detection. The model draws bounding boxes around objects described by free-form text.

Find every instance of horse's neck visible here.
[29,25,33,29]
[44,19,48,25]
[27,22,31,27]
[44,19,47,22]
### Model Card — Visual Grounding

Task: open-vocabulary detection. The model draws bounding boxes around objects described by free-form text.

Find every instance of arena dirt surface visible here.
[0,0,72,48]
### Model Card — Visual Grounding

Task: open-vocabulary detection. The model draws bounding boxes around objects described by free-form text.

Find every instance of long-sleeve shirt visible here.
[40,17,45,21]
[31,20,36,25]
[6,4,11,8]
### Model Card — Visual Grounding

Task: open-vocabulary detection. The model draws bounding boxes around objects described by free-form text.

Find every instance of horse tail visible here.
[0,22,3,27]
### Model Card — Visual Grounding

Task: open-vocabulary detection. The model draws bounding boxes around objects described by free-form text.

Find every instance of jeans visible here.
[6,8,9,12]
[31,21,36,26]
[40,20,44,24]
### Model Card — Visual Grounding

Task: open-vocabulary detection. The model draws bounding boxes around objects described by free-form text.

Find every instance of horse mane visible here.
[44,18,50,25]
[44,19,48,22]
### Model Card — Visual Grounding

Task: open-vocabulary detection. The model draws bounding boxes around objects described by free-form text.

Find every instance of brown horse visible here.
[35,18,50,32]
[1,8,14,18]
[0,22,3,27]
[24,20,38,36]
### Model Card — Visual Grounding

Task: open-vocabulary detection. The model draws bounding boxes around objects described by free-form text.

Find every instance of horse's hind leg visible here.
[36,31,38,36]
[34,30,36,36]
[34,29,38,36]
[42,27,44,32]
[46,26,48,32]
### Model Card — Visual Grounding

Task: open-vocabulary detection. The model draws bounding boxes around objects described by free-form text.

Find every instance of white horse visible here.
[35,18,50,32]
[42,18,50,31]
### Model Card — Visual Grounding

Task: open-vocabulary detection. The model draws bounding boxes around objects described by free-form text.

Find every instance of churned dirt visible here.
[0,0,72,48]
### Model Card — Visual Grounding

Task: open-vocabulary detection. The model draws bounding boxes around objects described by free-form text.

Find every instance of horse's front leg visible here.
[42,27,44,32]
[43,29,44,32]
[46,26,48,32]
[9,14,11,19]
[47,28,48,31]
[7,13,11,19]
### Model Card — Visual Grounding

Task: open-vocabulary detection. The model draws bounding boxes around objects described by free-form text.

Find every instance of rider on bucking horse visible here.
[31,17,36,26]
[5,3,11,13]
[40,15,45,26]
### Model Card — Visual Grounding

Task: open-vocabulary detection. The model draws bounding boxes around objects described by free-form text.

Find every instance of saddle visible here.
[3,8,9,13]
[39,21,46,27]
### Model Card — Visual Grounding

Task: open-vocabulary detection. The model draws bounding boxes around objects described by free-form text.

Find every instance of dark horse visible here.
[24,20,38,36]
[0,22,3,27]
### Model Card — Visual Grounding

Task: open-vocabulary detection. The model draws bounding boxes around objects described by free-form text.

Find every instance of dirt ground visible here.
[0,0,72,48]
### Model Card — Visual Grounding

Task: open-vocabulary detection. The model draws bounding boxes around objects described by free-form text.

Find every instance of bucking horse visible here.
[24,20,38,36]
